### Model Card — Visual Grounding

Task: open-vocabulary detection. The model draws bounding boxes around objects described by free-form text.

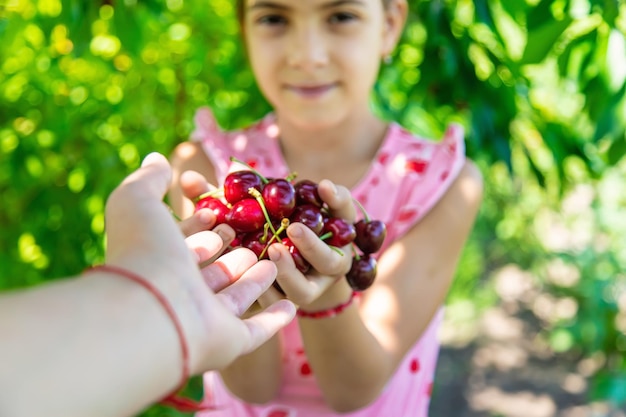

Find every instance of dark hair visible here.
[236,0,244,25]
[236,0,393,24]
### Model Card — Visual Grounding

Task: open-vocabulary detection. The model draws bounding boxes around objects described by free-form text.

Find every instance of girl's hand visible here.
[176,169,236,259]
[177,208,217,237]
[176,172,356,308]
[267,179,356,308]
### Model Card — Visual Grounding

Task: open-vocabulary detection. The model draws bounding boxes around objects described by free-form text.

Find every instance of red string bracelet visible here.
[296,291,359,319]
[85,264,213,412]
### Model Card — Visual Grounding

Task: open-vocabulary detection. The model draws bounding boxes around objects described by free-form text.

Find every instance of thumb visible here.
[141,151,169,169]
[105,152,178,258]
[115,152,172,202]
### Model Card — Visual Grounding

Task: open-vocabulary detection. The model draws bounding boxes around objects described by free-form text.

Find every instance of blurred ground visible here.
[429,264,626,417]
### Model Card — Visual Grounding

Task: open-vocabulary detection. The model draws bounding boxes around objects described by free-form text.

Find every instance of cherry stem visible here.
[350,243,362,260]
[286,171,298,182]
[352,198,371,222]
[260,218,290,259]
[260,223,271,244]
[230,156,269,184]
[248,187,277,235]
[319,232,345,256]
[328,245,344,256]
[319,232,332,241]
[194,188,224,204]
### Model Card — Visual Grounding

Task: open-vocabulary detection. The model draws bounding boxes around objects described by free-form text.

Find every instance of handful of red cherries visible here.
[194,158,386,291]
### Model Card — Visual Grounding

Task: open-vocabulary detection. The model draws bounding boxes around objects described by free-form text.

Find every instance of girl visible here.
[169,0,484,415]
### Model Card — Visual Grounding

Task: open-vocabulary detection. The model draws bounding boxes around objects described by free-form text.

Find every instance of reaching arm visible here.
[0,270,193,417]
[0,153,295,417]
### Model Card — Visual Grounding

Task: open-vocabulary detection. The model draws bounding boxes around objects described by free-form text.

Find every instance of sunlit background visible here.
[1,0,625,415]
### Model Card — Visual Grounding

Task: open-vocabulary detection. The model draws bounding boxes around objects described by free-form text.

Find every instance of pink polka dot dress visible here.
[190,107,466,417]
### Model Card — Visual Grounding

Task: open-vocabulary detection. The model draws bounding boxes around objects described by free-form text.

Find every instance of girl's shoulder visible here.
[353,121,470,243]
[359,121,467,197]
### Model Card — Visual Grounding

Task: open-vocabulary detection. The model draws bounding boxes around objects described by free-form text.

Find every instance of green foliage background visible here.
[1,0,625,415]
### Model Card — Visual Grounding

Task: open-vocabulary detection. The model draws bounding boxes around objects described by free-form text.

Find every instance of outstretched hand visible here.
[105,152,296,374]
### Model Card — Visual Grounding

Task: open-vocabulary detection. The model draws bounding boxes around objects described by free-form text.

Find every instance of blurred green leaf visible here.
[606,133,626,165]
[520,17,574,64]
[590,371,626,406]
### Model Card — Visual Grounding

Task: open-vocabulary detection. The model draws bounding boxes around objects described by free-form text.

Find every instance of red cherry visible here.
[281,237,311,274]
[194,196,229,225]
[321,217,356,247]
[241,229,270,259]
[294,179,323,207]
[229,234,242,248]
[290,204,324,235]
[226,199,265,233]
[262,178,296,220]
[346,255,377,291]
[223,170,263,204]
[354,219,387,254]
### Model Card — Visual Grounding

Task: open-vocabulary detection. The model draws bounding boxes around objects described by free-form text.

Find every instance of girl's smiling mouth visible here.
[285,83,338,98]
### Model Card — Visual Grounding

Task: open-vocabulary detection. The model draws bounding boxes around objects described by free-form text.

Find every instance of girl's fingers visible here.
[200,247,259,292]
[180,170,216,200]
[267,243,337,306]
[286,223,352,277]
[317,180,356,222]
[179,208,216,237]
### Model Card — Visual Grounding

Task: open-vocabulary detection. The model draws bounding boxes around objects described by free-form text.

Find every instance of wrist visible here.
[101,260,207,373]
[297,291,358,319]
[84,264,214,412]
[297,279,356,318]
[81,269,183,392]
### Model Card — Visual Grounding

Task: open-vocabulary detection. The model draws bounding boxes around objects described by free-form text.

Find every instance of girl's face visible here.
[242,0,405,130]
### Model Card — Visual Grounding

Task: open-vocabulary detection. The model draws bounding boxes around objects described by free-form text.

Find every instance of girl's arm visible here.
[218,308,283,403]
[169,142,284,402]
[274,160,484,412]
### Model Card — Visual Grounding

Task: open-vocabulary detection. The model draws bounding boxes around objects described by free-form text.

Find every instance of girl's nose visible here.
[286,27,329,70]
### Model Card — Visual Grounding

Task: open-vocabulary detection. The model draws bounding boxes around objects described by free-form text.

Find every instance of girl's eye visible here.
[257,14,287,26]
[329,12,357,24]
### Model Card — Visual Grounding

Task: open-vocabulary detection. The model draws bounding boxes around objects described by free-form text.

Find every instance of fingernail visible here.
[329,182,337,196]
[289,224,303,238]
[268,245,281,261]
[141,152,163,167]
[215,226,233,242]
[198,209,213,224]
